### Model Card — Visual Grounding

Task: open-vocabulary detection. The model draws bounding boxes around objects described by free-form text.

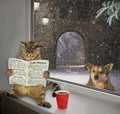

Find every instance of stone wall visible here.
[34,1,120,69]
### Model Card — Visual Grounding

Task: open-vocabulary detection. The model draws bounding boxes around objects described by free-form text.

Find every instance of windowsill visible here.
[8,78,120,114]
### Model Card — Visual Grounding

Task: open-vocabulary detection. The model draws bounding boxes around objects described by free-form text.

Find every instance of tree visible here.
[96,0,120,26]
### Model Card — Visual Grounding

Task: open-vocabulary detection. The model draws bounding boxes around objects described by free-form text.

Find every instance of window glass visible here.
[33,0,120,95]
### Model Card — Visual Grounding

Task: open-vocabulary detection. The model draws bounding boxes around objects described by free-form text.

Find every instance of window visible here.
[33,0,120,95]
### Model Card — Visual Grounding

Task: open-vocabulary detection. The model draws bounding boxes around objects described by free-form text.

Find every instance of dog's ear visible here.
[103,63,113,72]
[86,63,94,72]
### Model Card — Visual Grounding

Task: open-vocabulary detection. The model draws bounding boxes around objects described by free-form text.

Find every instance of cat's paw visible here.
[52,92,56,97]
[6,69,13,76]
[38,101,52,108]
[1,91,17,98]
[43,71,50,79]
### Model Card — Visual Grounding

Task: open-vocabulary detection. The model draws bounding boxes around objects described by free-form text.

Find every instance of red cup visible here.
[55,90,70,110]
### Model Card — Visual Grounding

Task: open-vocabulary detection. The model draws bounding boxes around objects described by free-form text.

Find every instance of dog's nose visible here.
[94,75,99,80]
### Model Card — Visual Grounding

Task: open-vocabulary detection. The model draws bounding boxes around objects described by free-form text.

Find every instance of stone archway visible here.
[56,31,85,70]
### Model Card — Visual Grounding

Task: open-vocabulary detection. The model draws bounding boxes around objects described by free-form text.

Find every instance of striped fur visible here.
[6,41,61,108]
[46,81,61,97]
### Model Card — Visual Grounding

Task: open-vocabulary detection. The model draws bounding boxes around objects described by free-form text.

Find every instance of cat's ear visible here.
[20,41,27,46]
[34,42,42,48]
[36,44,42,48]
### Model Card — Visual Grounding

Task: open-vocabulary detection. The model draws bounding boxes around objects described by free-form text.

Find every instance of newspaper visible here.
[8,57,49,87]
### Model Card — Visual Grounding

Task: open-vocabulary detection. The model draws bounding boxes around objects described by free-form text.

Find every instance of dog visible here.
[86,63,115,91]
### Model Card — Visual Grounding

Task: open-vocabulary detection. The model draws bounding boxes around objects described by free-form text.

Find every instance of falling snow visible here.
[34,0,120,94]
[56,32,85,66]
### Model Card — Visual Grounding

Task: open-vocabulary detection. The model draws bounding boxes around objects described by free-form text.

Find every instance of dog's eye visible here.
[100,71,104,74]
[92,70,95,73]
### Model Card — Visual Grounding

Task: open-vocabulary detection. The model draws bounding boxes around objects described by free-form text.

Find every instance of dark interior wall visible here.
[34,0,120,69]
[0,95,39,114]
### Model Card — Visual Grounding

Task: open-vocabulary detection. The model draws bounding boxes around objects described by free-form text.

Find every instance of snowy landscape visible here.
[50,69,120,94]
[34,0,120,95]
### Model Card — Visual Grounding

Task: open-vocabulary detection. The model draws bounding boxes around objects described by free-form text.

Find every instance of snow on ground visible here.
[50,69,120,93]
[50,70,89,85]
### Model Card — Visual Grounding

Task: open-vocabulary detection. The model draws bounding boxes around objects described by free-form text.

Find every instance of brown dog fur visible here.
[86,63,115,91]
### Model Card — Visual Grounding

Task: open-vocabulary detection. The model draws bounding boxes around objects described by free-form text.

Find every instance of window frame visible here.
[48,77,120,104]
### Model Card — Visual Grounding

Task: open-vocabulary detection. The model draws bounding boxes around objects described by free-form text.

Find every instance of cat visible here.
[6,41,61,108]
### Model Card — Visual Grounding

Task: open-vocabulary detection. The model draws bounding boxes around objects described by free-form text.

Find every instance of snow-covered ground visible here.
[50,69,89,85]
[50,69,120,93]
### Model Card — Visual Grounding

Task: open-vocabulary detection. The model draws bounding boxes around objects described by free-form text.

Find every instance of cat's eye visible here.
[35,46,40,49]
[35,45,42,48]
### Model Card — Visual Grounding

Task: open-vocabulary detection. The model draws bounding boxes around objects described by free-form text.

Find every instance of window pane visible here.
[33,0,120,95]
